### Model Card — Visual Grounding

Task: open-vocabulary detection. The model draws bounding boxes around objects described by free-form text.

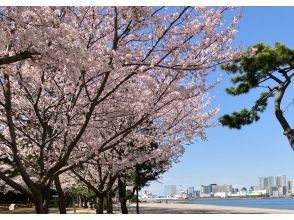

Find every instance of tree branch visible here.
[0,51,39,66]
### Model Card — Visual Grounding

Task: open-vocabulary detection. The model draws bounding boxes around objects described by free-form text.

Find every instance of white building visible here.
[249,189,267,196]
[272,190,279,197]
[199,193,211,198]
[214,192,228,198]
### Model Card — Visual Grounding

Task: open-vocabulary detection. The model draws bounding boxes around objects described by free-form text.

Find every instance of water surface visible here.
[188,198,294,210]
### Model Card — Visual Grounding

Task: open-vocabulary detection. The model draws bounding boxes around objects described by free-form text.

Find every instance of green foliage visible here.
[220,91,271,129]
[69,184,95,197]
[135,160,168,190]
[125,142,170,193]
[219,43,294,129]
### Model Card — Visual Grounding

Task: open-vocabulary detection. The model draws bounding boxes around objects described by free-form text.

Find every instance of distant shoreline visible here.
[138,202,294,214]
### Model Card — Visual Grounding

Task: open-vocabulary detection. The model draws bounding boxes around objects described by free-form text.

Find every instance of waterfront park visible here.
[0,5,294,215]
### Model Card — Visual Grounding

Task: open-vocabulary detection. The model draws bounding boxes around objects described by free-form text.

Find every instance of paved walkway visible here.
[2,203,294,214]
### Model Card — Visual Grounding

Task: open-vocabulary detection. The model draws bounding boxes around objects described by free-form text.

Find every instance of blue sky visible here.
[146,7,294,196]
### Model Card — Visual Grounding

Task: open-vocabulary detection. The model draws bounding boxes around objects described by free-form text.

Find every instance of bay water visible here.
[188,198,294,210]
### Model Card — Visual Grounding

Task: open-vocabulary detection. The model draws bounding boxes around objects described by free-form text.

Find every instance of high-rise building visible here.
[291,180,294,192]
[187,187,195,198]
[194,190,200,197]
[164,185,177,197]
[210,184,217,193]
[215,184,232,193]
[200,185,211,194]
[275,175,287,187]
[259,177,266,190]
[287,180,292,191]
[278,186,287,196]
[259,176,274,195]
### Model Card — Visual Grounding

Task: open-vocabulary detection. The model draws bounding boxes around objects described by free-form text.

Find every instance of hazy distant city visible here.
[140,175,294,201]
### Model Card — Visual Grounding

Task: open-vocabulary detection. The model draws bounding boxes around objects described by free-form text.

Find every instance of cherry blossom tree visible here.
[70,139,172,214]
[0,6,240,213]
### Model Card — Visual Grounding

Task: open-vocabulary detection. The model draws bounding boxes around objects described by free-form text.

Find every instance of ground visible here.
[1,202,294,214]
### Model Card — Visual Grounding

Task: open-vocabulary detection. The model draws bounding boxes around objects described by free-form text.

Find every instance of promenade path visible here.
[2,202,294,214]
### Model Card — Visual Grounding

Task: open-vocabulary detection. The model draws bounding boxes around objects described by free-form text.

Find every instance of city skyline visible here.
[147,174,294,196]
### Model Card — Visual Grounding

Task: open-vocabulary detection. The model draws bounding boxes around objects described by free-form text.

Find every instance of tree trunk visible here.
[27,198,33,207]
[136,187,139,214]
[81,196,85,208]
[96,196,104,214]
[118,176,128,214]
[77,195,80,208]
[106,191,113,214]
[54,176,67,214]
[35,200,47,214]
[34,187,50,214]
[135,165,140,214]
[84,196,88,208]
[274,83,294,150]
[72,196,76,213]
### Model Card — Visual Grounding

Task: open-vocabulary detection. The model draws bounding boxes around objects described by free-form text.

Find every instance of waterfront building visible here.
[250,189,267,196]
[241,187,247,193]
[287,181,292,193]
[164,185,177,197]
[216,184,232,193]
[271,186,278,192]
[210,184,217,193]
[278,186,287,196]
[289,180,294,194]
[275,175,287,188]
[259,176,275,195]
[272,189,279,197]
[214,192,228,198]
[187,187,195,199]
[231,187,239,193]
[200,185,211,194]
[199,193,211,198]
[194,190,200,197]
[239,189,248,196]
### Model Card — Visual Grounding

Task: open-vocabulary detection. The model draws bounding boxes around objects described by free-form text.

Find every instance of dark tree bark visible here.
[27,198,33,208]
[274,82,294,150]
[70,168,118,214]
[54,176,67,214]
[118,176,128,214]
[106,190,113,214]
[34,186,50,214]
[77,195,81,208]
[136,186,139,214]
[0,51,39,66]
[96,195,104,214]
[135,165,140,214]
[83,196,88,208]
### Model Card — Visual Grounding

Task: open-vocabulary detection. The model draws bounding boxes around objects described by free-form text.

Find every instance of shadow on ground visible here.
[0,205,266,214]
